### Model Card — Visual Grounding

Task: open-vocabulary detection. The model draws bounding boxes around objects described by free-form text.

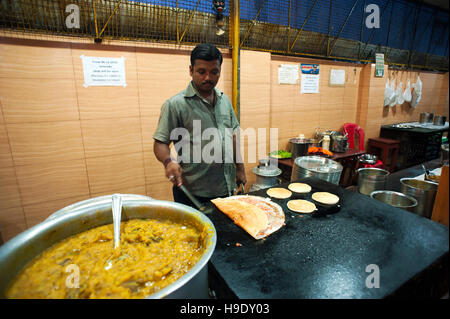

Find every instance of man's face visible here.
[190,59,221,95]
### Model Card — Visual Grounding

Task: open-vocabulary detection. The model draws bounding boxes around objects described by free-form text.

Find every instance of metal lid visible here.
[253,165,282,177]
[295,156,343,173]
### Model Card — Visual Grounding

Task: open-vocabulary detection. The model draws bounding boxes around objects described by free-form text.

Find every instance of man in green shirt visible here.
[153,43,246,206]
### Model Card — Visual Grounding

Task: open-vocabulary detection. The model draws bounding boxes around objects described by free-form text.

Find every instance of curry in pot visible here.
[6,219,207,299]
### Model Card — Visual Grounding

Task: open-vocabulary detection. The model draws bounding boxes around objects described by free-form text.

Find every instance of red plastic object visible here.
[343,123,365,151]
[362,159,384,168]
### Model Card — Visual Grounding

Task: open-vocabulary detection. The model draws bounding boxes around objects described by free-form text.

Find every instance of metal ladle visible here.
[112,194,123,249]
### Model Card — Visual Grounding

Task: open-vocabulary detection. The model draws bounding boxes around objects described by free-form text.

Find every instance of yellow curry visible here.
[7,219,207,299]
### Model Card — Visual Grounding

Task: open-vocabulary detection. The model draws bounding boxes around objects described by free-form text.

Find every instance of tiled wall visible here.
[0,35,448,241]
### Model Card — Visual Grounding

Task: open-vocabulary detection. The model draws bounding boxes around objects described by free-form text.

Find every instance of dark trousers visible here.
[172,186,220,208]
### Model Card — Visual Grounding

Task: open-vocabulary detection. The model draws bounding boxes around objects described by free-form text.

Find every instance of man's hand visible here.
[236,163,246,186]
[166,161,183,187]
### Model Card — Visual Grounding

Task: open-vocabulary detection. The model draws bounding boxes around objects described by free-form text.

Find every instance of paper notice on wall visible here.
[329,69,346,86]
[81,55,127,87]
[278,64,299,84]
[300,64,319,94]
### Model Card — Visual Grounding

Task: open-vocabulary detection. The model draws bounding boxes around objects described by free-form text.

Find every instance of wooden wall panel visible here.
[0,166,22,210]
[0,124,13,168]
[85,153,145,195]
[0,42,73,79]
[81,117,143,158]
[0,78,79,123]
[15,159,90,206]
[0,206,27,242]
[23,195,88,228]
[7,121,84,166]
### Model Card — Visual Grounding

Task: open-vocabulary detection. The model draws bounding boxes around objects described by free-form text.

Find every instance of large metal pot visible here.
[357,168,389,195]
[0,194,216,299]
[400,178,439,218]
[289,138,318,159]
[370,190,418,212]
[291,156,343,185]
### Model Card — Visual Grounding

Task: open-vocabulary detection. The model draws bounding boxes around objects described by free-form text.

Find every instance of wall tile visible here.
[0,42,73,79]
[23,195,88,228]
[0,124,13,168]
[0,166,22,210]
[86,153,145,195]
[0,206,27,242]
[81,117,143,158]
[7,121,84,166]
[15,159,89,206]
[0,78,79,123]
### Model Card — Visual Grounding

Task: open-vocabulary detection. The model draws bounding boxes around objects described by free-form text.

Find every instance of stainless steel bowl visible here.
[291,156,343,185]
[370,190,418,212]
[0,195,217,299]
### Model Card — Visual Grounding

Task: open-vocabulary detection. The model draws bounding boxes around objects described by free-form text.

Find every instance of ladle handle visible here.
[112,194,122,249]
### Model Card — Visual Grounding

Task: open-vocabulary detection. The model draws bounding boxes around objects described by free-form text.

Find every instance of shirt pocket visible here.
[217,114,232,128]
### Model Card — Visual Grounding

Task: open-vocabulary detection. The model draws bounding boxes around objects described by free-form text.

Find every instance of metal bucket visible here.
[291,156,343,185]
[370,190,418,212]
[400,178,439,218]
[0,195,216,299]
[419,112,434,124]
[357,168,390,195]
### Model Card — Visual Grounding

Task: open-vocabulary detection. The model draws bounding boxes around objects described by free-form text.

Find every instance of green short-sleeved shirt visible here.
[153,81,240,197]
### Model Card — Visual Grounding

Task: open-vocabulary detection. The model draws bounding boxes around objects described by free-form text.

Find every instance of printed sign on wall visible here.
[81,55,127,87]
[300,64,319,94]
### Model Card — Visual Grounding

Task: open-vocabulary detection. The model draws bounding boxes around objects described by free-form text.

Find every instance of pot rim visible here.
[370,190,418,208]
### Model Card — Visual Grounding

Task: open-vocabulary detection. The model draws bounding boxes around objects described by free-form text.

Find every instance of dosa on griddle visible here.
[211,195,285,240]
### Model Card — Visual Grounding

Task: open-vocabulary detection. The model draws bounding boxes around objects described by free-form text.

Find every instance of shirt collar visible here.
[184,81,223,99]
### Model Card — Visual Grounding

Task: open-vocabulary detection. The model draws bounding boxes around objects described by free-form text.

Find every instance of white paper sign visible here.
[81,55,127,87]
[300,64,320,94]
[330,69,346,86]
[278,64,299,84]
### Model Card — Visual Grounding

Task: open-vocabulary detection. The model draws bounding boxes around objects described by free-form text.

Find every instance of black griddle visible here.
[207,177,449,298]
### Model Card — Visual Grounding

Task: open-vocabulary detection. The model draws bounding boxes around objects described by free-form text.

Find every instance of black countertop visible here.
[381,124,449,134]
[207,177,449,299]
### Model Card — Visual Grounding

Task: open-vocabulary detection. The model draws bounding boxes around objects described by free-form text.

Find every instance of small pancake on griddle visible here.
[266,187,292,199]
[287,199,316,213]
[288,182,312,194]
[311,192,340,205]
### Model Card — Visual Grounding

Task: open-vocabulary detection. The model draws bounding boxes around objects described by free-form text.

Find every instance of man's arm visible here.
[233,134,246,186]
[153,139,183,186]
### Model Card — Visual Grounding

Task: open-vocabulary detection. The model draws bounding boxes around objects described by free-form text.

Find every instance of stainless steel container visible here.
[433,115,447,126]
[400,178,439,218]
[291,156,343,185]
[0,195,217,299]
[289,138,318,159]
[357,168,390,195]
[370,190,418,212]
[330,135,348,153]
[252,164,282,189]
[419,112,434,124]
